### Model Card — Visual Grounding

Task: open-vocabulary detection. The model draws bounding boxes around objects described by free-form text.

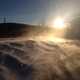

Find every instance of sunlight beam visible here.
[52,17,66,29]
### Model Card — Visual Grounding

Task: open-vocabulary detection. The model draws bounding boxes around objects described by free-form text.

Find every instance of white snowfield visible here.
[0,39,80,80]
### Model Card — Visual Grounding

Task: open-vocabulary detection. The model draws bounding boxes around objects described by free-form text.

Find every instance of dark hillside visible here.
[0,23,30,37]
[0,23,53,38]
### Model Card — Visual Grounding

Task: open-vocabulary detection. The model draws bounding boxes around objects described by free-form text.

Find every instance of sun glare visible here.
[52,17,65,29]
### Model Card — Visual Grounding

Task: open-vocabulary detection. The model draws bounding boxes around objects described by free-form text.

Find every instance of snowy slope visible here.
[0,40,80,80]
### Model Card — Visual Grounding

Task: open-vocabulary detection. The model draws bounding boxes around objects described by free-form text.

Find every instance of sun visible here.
[52,17,65,29]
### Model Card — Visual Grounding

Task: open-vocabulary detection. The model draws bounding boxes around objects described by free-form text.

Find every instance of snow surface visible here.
[0,39,80,80]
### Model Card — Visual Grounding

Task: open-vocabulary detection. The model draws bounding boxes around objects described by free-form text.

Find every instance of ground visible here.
[0,39,80,80]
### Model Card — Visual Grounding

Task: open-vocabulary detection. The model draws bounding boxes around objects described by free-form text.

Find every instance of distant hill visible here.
[0,23,80,40]
[0,23,53,38]
[0,23,32,38]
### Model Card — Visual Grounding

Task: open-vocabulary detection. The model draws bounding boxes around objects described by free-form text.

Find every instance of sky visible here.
[0,0,80,25]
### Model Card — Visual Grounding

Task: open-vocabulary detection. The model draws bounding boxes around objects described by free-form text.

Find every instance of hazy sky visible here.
[0,0,80,24]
